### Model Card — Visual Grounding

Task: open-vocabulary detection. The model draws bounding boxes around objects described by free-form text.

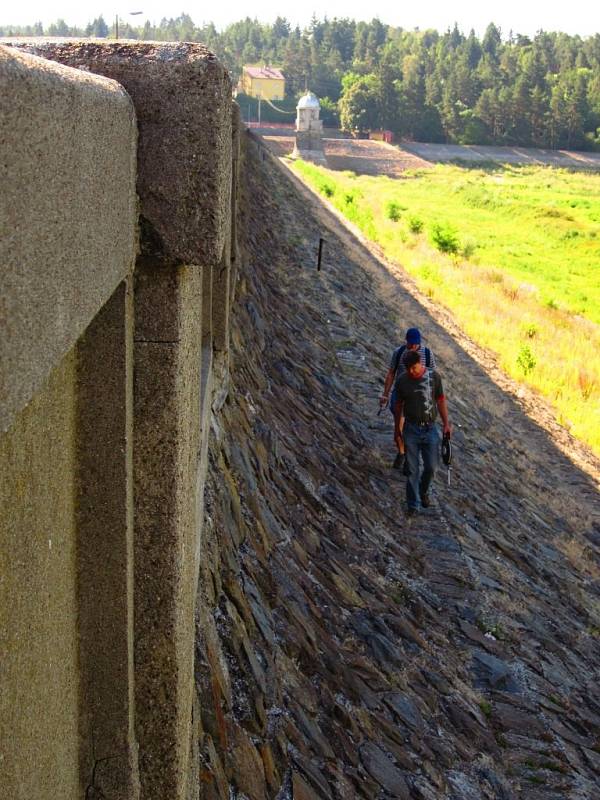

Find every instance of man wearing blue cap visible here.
[379,327,436,471]
[395,349,451,515]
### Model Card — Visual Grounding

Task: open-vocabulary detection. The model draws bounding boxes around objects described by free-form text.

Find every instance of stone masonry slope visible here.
[196,133,600,800]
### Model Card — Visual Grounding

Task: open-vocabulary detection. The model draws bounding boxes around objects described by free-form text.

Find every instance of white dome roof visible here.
[297,91,320,110]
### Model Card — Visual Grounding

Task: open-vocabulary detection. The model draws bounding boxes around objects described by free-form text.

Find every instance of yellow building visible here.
[240,65,285,100]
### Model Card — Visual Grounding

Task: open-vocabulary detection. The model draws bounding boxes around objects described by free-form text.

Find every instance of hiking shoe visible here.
[407,507,418,517]
[393,453,404,470]
[420,492,431,508]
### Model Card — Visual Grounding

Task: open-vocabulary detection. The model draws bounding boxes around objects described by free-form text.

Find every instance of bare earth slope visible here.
[262,136,430,176]
[400,142,600,170]
[196,134,600,800]
[261,136,600,174]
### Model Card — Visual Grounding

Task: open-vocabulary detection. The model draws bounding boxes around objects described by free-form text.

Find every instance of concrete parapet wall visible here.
[1,40,235,800]
[0,46,137,433]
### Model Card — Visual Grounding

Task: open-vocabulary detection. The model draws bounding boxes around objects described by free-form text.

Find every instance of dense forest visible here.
[3,14,600,150]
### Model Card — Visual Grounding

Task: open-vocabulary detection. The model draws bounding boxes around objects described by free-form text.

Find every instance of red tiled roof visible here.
[244,66,284,80]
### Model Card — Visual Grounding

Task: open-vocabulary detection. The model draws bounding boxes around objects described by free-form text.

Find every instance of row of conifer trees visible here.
[2,15,599,149]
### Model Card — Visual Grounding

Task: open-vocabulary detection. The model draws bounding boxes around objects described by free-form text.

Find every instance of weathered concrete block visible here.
[11,41,233,268]
[212,255,231,355]
[76,279,139,800]
[0,45,137,432]
[133,264,203,800]
[0,351,80,800]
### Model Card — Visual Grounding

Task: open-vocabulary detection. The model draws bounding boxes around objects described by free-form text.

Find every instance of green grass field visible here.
[293,159,600,456]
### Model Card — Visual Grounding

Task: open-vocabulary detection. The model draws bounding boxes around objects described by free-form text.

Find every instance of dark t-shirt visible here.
[390,345,436,387]
[395,369,444,424]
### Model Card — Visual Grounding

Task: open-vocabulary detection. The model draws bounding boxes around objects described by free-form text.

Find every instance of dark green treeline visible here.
[3,14,599,149]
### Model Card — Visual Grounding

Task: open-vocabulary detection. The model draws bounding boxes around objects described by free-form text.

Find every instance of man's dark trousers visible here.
[404,421,440,511]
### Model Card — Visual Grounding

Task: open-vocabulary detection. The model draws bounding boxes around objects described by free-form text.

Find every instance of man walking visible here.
[379,327,436,470]
[394,349,451,516]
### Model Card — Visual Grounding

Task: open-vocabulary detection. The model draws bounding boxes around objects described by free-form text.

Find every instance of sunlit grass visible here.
[293,159,600,456]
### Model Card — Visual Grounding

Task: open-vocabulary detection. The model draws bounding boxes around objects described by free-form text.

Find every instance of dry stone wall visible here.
[194,135,600,799]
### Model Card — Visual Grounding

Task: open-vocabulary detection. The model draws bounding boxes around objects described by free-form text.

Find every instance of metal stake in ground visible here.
[317,237,325,271]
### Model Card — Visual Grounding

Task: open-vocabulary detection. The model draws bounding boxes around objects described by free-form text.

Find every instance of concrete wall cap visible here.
[8,40,233,267]
[0,45,137,431]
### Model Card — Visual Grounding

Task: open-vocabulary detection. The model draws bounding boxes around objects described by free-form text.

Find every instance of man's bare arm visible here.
[379,367,395,407]
[436,396,452,436]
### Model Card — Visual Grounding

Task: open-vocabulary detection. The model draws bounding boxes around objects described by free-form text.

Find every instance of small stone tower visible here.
[292,91,326,164]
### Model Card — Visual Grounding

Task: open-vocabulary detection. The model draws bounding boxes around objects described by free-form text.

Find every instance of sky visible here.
[1,0,599,40]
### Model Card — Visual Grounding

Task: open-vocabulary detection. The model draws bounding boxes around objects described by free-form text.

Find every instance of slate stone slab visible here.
[472,650,521,693]
[383,693,425,732]
[359,742,410,798]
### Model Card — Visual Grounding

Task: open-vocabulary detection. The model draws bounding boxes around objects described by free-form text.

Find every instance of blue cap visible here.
[406,327,421,345]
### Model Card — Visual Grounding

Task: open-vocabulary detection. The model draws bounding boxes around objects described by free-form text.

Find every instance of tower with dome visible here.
[292,90,326,164]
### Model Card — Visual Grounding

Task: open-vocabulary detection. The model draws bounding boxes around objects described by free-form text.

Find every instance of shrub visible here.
[536,206,575,221]
[461,237,477,259]
[430,222,460,254]
[385,200,403,221]
[517,345,536,375]
[522,322,538,339]
[342,189,362,207]
[479,700,492,718]
[408,215,424,233]
[320,181,335,198]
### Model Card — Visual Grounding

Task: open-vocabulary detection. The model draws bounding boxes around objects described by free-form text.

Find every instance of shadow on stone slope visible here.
[195,132,600,800]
